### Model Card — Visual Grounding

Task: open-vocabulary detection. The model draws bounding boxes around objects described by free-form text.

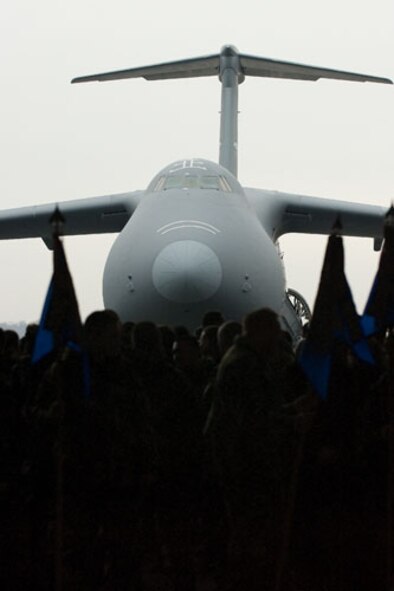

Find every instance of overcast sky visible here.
[0,0,393,323]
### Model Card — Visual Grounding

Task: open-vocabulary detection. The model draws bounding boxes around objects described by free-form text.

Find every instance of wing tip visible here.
[71,76,97,84]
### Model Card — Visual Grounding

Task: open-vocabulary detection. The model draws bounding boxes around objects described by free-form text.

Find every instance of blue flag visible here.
[361,207,394,337]
[298,230,374,399]
[32,232,83,363]
[298,339,332,399]
[31,278,55,363]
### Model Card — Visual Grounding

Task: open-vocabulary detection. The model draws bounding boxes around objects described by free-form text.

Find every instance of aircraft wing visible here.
[0,191,142,247]
[245,188,388,249]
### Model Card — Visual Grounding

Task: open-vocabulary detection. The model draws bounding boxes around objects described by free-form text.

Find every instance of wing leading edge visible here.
[245,188,388,250]
[0,192,142,247]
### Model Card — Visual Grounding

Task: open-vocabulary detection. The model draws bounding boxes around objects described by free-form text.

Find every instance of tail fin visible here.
[72,46,392,177]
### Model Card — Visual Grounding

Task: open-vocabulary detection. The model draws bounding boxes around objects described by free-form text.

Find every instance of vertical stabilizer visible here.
[218,46,243,177]
[72,47,392,179]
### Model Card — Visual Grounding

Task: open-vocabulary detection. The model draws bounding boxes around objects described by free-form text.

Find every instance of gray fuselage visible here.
[103,159,286,329]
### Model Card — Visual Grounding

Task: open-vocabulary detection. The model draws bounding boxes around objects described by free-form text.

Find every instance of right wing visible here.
[0,191,142,247]
[245,188,388,250]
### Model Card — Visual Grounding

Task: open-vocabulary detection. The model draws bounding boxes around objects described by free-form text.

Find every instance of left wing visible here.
[0,191,142,247]
[245,188,387,249]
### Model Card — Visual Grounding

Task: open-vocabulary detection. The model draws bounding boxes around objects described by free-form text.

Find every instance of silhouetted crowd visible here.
[0,307,392,591]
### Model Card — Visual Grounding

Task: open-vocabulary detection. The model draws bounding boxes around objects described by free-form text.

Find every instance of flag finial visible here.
[384,203,394,226]
[332,215,343,234]
[49,206,65,236]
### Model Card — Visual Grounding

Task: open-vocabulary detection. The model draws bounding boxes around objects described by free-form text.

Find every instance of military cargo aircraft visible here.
[0,46,391,338]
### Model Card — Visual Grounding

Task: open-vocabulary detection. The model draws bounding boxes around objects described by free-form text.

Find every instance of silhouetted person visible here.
[159,324,176,363]
[120,320,135,357]
[217,320,242,360]
[131,321,203,591]
[172,334,205,384]
[199,324,220,368]
[210,308,301,591]
[201,309,224,328]
[82,309,152,589]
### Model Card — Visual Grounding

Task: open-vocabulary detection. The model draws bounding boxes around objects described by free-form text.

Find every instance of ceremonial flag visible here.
[32,229,82,364]
[362,206,394,337]
[298,226,374,399]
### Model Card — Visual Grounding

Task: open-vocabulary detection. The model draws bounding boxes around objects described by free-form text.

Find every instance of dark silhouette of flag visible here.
[298,227,374,398]
[32,231,82,364]
[362,206,394,337]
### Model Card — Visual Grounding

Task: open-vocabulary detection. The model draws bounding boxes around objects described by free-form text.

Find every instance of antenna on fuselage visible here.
[72,46,392,179]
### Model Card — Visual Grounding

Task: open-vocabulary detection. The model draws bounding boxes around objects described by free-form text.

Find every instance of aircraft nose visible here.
[152,240,222,303]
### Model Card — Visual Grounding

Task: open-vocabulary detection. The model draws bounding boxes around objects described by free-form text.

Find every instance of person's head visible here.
[121,321,135,350]
[20,323,38,356]
[173,325,190,338]
[201,310,224,328]
[3,330,20,358]
[172,335,201,371]
[132,321,164,358]
[84,309,122,359]
[242,308,281,356]
[217,320,242,358]
[158,325,176,361]
[199,324,220,362]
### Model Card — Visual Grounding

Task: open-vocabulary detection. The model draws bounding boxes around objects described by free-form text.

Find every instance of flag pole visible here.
[387,334,394,591]
[33,206,83,589]
[275,426,307,591]
[54,376,65,591]
[386,211,394,591]
[50,207,65,591]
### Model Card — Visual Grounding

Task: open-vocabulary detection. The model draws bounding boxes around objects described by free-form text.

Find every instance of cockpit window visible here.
[152,173,233,192]
[153,176,166,191]
[165,175,199,190]
[219,176,232,192]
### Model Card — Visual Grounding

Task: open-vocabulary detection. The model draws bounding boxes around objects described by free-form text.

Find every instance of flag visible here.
[361,206,394,337]
[32,231,82,364]
[298,228,374,399]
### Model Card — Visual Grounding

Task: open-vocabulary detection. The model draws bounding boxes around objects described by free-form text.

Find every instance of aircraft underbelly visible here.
[103,192,286,328]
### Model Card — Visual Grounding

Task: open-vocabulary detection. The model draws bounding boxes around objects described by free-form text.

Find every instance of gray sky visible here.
[0,0,393,323]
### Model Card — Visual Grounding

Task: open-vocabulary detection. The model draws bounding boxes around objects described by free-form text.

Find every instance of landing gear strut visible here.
[286,288,312,328]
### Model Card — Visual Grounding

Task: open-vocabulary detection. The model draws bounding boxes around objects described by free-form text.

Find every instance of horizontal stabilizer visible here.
[239,53,392,84]
[72,45,392,85]
[72,54,220,83]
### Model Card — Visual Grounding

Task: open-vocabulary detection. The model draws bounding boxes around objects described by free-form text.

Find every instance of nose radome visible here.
[152,240,222,303]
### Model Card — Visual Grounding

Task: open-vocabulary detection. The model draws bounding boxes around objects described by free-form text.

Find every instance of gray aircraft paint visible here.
[0,46,391,336]
[103,159,286,328]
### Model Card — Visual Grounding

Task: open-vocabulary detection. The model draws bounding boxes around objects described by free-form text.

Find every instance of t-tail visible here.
[72,45,392,178]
